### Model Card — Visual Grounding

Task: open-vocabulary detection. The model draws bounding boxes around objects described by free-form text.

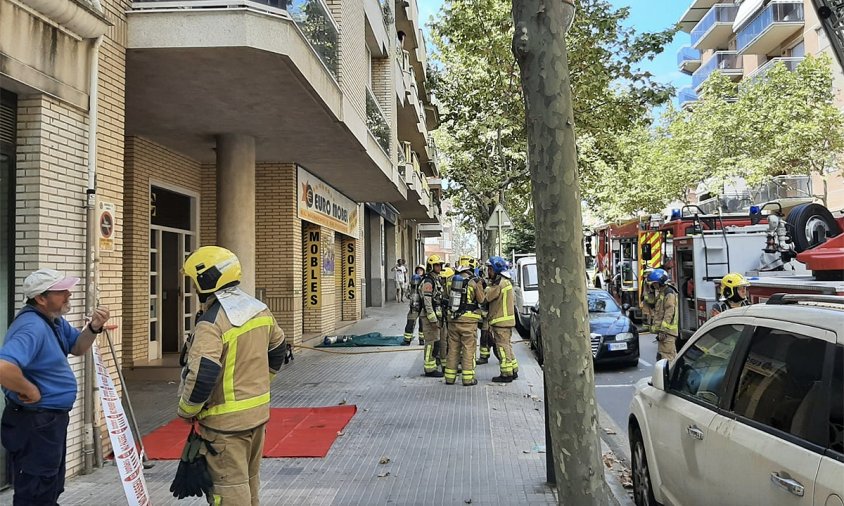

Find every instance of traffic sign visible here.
[485,204,513,230]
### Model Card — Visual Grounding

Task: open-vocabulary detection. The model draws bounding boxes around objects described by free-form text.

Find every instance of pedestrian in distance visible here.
[178,246,287,505]
[402,264,427,346]
[0,269,110,506]
[391,259,408,303]
[444,264,485,386]
[647,268,679,363]
[484,256,520,383]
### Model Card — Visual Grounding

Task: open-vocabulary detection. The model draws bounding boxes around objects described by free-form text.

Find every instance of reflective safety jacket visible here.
[652,284,678,337]
[449,275,485,323]
[421,272,444,322]
[178,294,286,432]
[485,276,515,328]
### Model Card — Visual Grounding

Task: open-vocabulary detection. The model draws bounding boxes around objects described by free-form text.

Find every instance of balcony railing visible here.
[132,0,340,78]
[693,51,742,90]
[677,46,701,68]
[736,1,804,54]
[691,4,738,49]
[746,56,804,82]
[678,86,698,107]
[366,88,391,155]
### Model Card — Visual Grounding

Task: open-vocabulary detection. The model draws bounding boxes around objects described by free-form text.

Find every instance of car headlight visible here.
[614,332,635,341]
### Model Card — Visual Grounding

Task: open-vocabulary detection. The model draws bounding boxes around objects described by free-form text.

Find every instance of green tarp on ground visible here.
[316,332,406,347]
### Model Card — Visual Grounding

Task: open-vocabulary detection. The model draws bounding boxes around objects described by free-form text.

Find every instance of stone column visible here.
[216,134,256,295]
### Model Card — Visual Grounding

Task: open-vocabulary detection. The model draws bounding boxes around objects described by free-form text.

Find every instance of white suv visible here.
[628,294,843,506]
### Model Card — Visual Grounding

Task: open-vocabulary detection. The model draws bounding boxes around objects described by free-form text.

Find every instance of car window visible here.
[731,328,828,446]
[588,292,620,313]
[669,323,743,406]
[522,263,538,291]
[829,345,842,455]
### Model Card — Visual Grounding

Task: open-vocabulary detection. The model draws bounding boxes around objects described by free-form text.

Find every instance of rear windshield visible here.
[588,292,620,313]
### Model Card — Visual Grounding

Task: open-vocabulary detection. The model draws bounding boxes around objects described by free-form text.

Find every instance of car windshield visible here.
[588,292,620,313]
[522,263,538,291]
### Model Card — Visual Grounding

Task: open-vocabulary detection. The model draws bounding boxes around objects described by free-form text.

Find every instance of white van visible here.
[510,256,538,338]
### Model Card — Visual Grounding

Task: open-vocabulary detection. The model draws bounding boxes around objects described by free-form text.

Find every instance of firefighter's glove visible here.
[170,426,217,501]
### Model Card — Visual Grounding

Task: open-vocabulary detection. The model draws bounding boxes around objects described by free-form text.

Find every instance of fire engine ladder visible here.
[696,213,732,281]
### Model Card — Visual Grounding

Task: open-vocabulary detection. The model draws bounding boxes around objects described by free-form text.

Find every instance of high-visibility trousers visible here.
[491,326,519,377]
[444,321,478,385]
[200,423,266,505]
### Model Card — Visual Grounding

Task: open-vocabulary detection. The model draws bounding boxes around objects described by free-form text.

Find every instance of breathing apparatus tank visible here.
[409,274,423,311]
[449,274,469,314]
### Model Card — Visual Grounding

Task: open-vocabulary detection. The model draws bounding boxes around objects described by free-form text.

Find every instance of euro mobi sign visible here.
[298,166,360,239]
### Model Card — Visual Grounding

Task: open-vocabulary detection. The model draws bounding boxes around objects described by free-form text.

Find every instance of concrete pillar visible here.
[367,212,385,307]
[216,134,256,295]
[384,222,397,300]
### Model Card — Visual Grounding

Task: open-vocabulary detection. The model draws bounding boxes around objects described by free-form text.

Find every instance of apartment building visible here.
[676,0,844,209]
[0,0,441,484]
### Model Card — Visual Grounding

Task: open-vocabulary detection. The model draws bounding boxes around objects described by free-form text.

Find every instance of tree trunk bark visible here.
[511,1,613,504]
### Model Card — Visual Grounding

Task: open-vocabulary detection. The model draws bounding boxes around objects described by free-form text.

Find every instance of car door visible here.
[706,322,835,506]
[652,320,747,505]
[814,343,843,506]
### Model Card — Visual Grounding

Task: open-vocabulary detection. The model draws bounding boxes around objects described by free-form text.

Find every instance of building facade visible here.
[0,0,441,485]
[677,0,844,210]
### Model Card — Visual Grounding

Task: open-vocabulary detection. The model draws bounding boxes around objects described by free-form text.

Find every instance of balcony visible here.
[745,56,804,82]
[366,88,391,155]
[126,0,402,202]
[691,4,738,51]
[392,143,433,219]
[677,46,702,75]
[678,0,719,33]
[736,1,804,55]
[693,51,743,91]
[678,86,698,108]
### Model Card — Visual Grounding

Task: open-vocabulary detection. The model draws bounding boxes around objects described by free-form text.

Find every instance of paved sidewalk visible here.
[1,303,630,505]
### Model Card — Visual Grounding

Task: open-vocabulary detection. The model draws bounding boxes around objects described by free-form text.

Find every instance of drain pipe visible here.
[82,27,104,475]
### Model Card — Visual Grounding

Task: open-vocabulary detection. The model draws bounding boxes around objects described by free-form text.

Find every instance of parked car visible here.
[529,288,640,367]
[628,294,844,506]
[511,255,538,338]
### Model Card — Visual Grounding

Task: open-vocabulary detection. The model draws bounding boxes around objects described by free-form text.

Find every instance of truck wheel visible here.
[787,203,842,252]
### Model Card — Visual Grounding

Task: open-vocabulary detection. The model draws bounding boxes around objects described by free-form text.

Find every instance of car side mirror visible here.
[530,305,538,314]
[651,359,670,391]
[622,303,631,311]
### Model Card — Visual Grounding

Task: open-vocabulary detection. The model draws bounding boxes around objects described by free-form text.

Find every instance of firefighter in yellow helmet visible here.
[420,255,446,377]
[711,273,751,317]
[444,264,485,386]
[178,246,287,505]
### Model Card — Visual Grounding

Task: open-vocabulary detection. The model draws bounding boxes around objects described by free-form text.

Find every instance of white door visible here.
[653,321,746,505]
[148,227,196,361]
[813,343,843,506]
[706,323,835,505]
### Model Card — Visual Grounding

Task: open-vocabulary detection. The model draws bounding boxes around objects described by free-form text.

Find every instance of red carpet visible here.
[142,406,357,460]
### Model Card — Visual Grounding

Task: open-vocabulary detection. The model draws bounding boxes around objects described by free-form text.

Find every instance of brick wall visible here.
[123,137,201,367]
[256,164,303,344]
[325,0,366,120]
[200,164,217,246]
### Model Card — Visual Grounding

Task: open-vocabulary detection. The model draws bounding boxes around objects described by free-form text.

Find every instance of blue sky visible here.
[417,0,692,94]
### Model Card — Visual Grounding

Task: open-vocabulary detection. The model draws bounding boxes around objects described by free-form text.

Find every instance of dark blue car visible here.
[529,288,640,368]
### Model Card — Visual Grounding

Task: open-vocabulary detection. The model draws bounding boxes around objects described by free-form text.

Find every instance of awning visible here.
[733,0,764,32]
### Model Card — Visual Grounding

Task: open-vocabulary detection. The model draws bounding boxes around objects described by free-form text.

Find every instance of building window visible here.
[817,27,830,50]
[790,39,805,58]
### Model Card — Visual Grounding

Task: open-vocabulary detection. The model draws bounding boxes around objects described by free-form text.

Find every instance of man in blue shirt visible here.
[0,269,109,505]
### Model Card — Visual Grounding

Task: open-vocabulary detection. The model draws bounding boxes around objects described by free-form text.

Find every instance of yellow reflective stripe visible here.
[490,285,514,325]
[198,392,270,418]
[178,398,203,416]
[461,312,482,320]
[221,317,275,402]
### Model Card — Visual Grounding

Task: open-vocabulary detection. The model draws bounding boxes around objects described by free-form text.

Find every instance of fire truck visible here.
[592,216,666,321]
[663,199,844,341]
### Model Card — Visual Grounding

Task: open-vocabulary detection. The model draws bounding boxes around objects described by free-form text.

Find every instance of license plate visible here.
[608,342,628,351]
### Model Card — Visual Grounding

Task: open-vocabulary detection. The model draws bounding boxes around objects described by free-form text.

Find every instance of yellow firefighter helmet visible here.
[183,246,242,294]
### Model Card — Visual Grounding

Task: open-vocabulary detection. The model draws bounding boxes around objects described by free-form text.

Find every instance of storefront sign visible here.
[305,227,321,308]
[365,202,398,225]
[298,166,359,239]
[93,344,151,506]
[98,201,116,252]
[343,237,356,302]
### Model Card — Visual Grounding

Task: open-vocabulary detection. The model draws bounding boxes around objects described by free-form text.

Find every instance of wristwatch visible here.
[89,322,104,334]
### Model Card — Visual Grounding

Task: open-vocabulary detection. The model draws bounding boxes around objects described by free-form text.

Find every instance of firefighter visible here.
[402,265,427,346]
[647,268,679,363]
[178,246,287,505]
[420,255,446,377]
[640,267,657,328]
[711,273,751,317]
[476,260,496,365]
[485,256,519,382]
[444,264,485,386]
